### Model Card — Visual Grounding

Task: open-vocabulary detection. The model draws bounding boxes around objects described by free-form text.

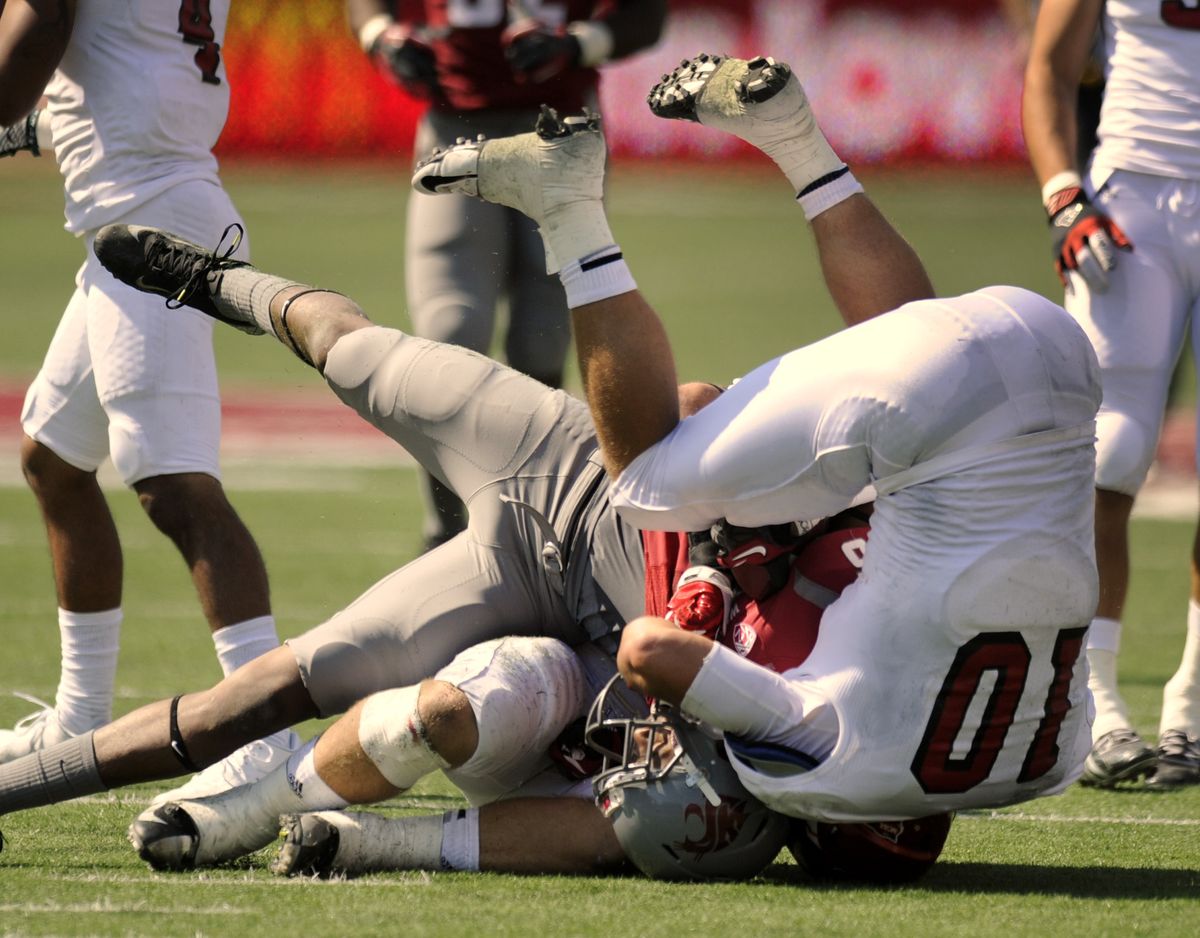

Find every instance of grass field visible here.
[1,159,1198,937]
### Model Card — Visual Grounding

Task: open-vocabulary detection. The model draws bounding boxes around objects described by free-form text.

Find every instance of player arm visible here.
[1021,0,1104,190]
[0,0,74,125]
[808,192,934,326]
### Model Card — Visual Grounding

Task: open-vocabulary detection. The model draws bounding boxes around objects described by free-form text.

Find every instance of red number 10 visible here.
[911,628,1087,794]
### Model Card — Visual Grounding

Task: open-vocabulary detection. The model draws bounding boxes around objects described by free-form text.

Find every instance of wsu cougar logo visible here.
[673,798,749,858]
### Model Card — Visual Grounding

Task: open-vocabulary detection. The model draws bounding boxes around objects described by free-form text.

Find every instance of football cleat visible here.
[412,106,604,213]
[150,732,300,806]
[129,785,281,870]
[0,694,99,764]
[93,223,262,334]
[646,54,844,194]
[1078,728,1157,788]
[647,54,793,122]
[1146,729,1200,789]
[271,813,341,877]
[128,802,201,871]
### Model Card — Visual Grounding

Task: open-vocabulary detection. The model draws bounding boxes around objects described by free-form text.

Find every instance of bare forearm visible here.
[479,797,625,874]
[811,193,934,325]
[573,290,679,477]
[1021,0,1104,185]
[0,0,74,124]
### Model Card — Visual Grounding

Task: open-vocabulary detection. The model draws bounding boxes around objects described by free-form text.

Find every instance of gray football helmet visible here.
[586,675,790,881]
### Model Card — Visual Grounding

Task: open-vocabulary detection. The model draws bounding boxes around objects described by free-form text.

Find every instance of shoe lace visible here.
[10,691,54,733]
[156,223,244,310]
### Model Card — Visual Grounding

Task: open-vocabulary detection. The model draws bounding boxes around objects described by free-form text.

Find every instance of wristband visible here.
[567,21,614,67]
[359,13,394,53]
[1041,170,1083,210]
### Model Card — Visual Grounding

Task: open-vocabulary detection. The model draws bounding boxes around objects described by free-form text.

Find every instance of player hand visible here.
[502,18,580,83]
[666,565,734,637]
[370,24,439,99]
[0,110,42,159]
[1046,187,1132,293]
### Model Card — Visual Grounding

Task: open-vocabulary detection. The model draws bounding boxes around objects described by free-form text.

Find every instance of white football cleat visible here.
[647,54,844,193]
[271,812,346,877]
[412,106,611,272]
[129,784,283,870]
[0,694,102,764]
[150,731,300,806]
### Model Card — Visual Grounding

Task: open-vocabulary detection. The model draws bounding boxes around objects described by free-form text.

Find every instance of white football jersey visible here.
[1093,0,1200,180]
[46,0,231,233]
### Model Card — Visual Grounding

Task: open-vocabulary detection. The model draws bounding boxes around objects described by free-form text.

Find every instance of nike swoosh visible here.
[728,545,768,564]
[133,275,170,295]
[420,173,474,193]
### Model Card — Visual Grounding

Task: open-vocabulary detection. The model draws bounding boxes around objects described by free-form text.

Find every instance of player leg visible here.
[1064,171,1188,786]
[128,637,590,869]
[4,282,124,762]
[1152,288,1200,788]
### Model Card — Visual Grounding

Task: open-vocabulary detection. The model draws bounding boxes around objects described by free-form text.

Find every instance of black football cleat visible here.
[1079,728,1157,788]
[1147,729,1200,789]
[93,223,262,334]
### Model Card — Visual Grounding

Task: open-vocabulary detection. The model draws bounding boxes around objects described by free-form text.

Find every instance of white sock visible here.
[558,246,637,308]
[439,807,481,871]
[1087,617,1133,738]
[284,738,350,810]
[796,168,865,221]
[211,267,299,334]
[54,607,122,735]
[1161,598,1200,735]
[212,615,279,677]
[212,615,290,750]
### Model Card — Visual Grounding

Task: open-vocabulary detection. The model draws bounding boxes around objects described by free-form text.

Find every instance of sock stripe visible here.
[580,251,623,272]
[797,165,851,197]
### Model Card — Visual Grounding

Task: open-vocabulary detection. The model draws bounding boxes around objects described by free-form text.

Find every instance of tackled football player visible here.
[413,53,1101,823]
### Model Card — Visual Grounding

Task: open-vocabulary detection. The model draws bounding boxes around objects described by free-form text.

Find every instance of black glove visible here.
[370,24,439,99]
[0,110,42,159]
[1046,185,1132,292]
[502,19,580,83]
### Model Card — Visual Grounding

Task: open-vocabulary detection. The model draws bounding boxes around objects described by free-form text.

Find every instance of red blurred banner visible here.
[221,0,1025,163]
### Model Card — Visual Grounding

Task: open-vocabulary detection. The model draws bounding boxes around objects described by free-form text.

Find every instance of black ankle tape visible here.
[168,695,200,773]
[278,288,337,368]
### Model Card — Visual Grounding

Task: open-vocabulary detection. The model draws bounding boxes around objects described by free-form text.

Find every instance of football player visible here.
[347,0,667,551]
[1023,0,1200,789]
[412,54,1101,822]
[0,0,298,793]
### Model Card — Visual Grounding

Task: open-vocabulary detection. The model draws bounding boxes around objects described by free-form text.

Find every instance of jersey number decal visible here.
[910,628,1086,794]
[447,0,567,29]
[179,0,221,85]
[1162,0,1200,29]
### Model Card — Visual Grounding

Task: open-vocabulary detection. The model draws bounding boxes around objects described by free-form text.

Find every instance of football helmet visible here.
[789,812,953,884]
[586,675,789,881]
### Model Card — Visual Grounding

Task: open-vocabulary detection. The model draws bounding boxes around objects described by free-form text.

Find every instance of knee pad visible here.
[357,684,450,791]
[447,637,587,785]
[1093,410,1154,495]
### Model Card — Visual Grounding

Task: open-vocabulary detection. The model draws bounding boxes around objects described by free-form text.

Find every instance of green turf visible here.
[1,160,1199,936]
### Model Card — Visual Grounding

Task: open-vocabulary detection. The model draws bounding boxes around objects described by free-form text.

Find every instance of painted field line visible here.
[959,811,1200,827]
[40,870,435,888]
[1,900,247,915]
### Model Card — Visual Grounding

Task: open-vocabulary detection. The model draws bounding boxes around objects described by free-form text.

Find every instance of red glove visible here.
[501,18,580,84]
[665,565,735,638]
[1046,186,1132,292]
[370,23,439,100]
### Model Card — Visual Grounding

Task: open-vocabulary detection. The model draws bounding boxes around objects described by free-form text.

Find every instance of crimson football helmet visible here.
[789,813,953,884]
[586,675,790,881]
